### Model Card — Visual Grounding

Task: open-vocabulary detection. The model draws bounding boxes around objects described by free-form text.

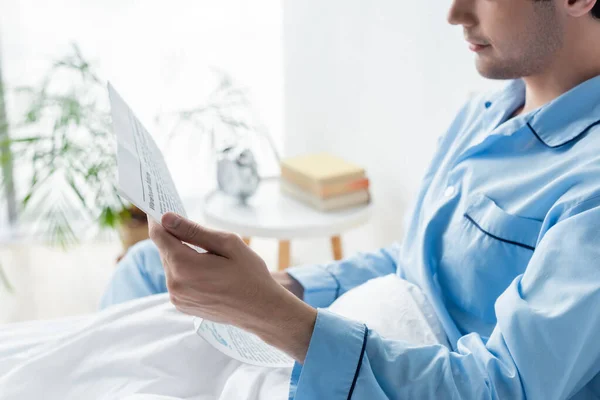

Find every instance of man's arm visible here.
[286,199,600,399]
[147,213,401,363]
[277,244,401,308]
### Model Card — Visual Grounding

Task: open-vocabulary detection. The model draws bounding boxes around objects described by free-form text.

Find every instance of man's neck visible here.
[520,24,600,116]
[521,68,600,115]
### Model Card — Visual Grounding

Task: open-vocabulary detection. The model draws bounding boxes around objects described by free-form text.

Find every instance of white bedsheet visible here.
[0,274,447,400]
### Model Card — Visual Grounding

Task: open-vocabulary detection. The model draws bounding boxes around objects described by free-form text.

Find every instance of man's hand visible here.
[149,212,317,363]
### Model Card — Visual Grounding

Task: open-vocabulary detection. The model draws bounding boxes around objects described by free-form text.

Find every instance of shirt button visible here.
[485,101,492,109]
[444,186,456,197]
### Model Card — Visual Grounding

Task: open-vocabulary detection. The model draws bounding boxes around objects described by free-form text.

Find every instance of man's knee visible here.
[124,239,160,267]
[100,239,166,309]
[119,239,166,285]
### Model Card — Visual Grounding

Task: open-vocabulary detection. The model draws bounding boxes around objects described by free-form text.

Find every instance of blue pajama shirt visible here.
[102,76,600,399]
[287,76,600,399]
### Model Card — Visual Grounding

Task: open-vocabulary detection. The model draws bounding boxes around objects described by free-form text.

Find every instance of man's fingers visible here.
[148,218,181,250]
[149,217,199,271]
[161,212,242,258]
[148,218,200,262]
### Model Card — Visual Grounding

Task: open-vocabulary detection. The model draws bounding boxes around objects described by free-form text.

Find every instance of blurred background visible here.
[0,0,502,324]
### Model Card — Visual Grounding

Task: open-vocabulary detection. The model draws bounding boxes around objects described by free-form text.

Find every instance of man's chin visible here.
[475,59,521,80]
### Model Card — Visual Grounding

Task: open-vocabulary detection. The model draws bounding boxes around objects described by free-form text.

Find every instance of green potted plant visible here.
[0,38,17,291]
[5,44,146,251]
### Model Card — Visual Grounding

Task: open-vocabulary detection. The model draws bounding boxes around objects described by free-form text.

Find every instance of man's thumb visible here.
[161,212,236,257]
[162,212,183,230]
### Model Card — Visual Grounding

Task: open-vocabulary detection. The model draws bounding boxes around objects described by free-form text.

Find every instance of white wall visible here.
[1,0,284,201]
[282,0,503,252]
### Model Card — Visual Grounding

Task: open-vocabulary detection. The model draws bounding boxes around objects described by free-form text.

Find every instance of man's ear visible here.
[563,0,598,18]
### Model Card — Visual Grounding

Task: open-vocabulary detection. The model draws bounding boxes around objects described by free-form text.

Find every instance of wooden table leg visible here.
[331,235,343,260]
[278,240,291,271]
[243,237,252,246]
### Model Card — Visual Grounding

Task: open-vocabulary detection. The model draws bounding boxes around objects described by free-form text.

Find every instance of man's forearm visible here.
[245,285,317,363]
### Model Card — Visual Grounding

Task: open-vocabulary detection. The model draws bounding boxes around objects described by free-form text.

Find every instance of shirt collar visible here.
[525,75,600,148]
[482,80,526,133]
[483,75,600,148]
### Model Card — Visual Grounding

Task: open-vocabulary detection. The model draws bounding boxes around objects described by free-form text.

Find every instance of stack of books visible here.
[280,153,370,212]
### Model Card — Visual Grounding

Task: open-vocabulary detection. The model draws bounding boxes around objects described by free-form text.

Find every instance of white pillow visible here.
[328,274,450,347]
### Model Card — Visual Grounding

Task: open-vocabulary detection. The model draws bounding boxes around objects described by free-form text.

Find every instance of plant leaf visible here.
[0,265,13,293]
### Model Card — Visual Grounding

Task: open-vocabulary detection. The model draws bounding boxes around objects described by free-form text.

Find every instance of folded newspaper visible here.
[108,83,294,369]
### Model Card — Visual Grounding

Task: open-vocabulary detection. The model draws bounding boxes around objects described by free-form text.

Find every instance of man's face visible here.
[448,0,564,79]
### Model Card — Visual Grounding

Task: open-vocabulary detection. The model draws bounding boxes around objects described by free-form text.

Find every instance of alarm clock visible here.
[216,146,261,202]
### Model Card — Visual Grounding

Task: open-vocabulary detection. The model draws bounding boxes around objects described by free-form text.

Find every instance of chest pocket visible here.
[438,194,542,326]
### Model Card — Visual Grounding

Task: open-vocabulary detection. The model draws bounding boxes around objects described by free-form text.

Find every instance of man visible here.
[102,0,600,398]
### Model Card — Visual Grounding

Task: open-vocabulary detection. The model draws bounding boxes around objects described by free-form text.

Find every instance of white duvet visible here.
[0,275,448,400]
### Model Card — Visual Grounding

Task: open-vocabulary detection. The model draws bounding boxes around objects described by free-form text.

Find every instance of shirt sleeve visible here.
[293,202,600,399]
[286,243,400,308]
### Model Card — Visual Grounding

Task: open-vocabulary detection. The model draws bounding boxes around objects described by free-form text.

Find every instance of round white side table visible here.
[202,177,372,270]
